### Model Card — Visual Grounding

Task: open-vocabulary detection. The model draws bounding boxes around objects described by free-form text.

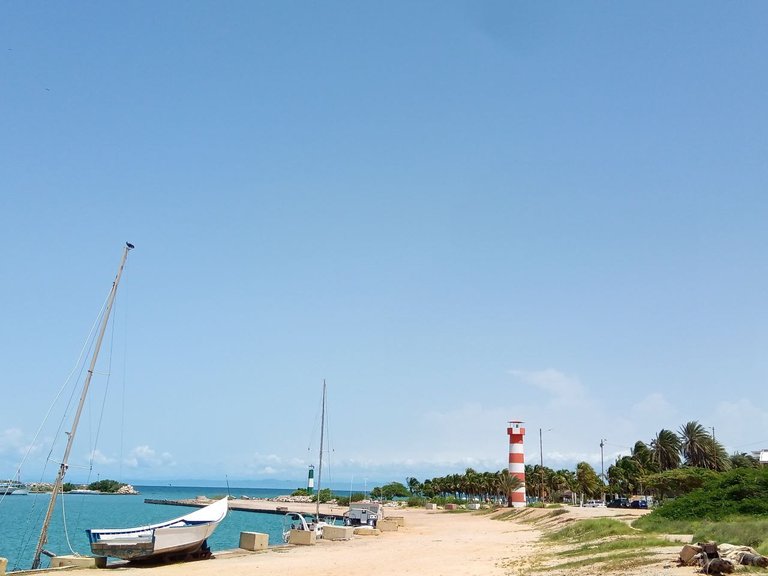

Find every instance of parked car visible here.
[607,498,629,508]
[629,499,648,509]
[583,499,604,507]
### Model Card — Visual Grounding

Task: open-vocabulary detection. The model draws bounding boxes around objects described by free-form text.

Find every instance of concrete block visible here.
[50,555,107,569]
[467,503,481,510]
[322,525,355,541]
[377,519,399,532]
[444,503,457,510]
[239,531,269,551]
[388,516,406,527]
[1,556,7,576]
[353,528,381,536]
[288,529,316,545]
[425,503,437,510]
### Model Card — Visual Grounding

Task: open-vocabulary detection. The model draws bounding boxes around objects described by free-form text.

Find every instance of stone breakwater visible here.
[223,494,320,504]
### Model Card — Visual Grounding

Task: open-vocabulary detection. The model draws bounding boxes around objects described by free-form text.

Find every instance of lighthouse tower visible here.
[307,465,315,495]
[507,421,526,507]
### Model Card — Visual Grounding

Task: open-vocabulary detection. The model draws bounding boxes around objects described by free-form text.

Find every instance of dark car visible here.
[629,499,648,509]
[606,498,629,508]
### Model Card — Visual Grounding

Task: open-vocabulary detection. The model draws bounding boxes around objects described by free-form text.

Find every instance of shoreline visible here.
[20,504,686,576]
[103,505,544,576]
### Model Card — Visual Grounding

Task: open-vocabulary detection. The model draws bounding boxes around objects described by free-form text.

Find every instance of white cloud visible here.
[0,428,27,455]
[124,445,175,469]
[628,392,676,422]
[509,368,586,408]
[88,449,116,465]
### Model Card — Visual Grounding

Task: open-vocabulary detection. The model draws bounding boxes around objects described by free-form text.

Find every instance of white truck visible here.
[342,503,383,528]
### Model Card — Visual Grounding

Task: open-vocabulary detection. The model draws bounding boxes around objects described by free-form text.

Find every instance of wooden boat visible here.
[86,497,229,561]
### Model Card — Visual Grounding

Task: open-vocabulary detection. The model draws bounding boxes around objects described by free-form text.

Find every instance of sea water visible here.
[0,485,292,571]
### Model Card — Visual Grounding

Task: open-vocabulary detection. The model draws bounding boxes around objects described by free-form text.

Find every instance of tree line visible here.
[399,420,761,506]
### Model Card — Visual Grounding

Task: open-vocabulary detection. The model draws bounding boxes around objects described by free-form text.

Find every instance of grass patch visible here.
[530,517,683,574]
[493,509,528,521]
[635,514,768,553]
[544,518,635,542]
[557,536,676,557]
[535,550,664,572]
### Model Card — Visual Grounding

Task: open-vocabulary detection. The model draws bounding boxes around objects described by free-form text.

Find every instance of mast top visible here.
[126,242,135,249]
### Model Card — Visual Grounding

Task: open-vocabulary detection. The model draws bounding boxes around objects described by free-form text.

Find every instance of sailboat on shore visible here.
[86,496,228,562]
[31,243,135,570]
[29,244,227,569]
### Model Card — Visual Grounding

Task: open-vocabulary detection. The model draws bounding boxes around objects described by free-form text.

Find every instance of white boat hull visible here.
[0,482,29,496]
[87,497,228,562]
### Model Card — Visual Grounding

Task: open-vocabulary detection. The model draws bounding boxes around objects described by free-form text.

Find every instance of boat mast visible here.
[316,379,326,521]
[32,242,134,570]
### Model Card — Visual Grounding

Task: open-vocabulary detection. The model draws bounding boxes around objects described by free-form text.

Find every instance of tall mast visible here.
[32,242,134,570]
[315,379,326,521]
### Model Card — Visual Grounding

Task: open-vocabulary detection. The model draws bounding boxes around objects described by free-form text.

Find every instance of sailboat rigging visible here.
[315,378,327,521]
[31,242,134,570]
[282,379,332,542]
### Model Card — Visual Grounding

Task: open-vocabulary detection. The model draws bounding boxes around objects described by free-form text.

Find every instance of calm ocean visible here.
[0,485,293,571]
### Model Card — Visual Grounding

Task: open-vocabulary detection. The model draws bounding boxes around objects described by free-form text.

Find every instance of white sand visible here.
[99,505,540,576]
[31,503,693,576]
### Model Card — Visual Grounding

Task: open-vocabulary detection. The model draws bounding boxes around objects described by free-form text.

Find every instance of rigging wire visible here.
[71,296,118,538]
[9,288,112,569]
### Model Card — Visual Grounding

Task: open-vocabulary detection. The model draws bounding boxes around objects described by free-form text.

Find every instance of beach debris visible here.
[678,542,768,574]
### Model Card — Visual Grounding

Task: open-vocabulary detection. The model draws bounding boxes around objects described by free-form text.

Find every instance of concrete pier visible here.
[144,498,346,520]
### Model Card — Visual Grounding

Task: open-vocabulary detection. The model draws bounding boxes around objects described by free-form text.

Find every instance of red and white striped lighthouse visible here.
[507,421,526,507]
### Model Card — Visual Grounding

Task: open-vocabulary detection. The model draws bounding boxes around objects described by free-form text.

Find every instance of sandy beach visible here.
[28,501,697,576]
[104,504,540,576]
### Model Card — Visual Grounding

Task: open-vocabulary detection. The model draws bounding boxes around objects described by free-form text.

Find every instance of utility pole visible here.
[539,428,544,503]
[600,439,606,503]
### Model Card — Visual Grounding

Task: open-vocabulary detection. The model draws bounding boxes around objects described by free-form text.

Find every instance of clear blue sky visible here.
[2,1,767,489]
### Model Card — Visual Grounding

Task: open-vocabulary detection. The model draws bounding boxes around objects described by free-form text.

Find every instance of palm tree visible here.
[631,440,657,473]
[650,429,682,471]
[406,477,422,495]
[575,461,601,502]
[700,436,731,472]
[679,421,710,467]
[497,469,524,507]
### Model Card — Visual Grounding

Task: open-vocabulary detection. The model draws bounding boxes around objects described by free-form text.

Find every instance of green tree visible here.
[575,461,602,501]
[497,469,524,507]
[88,479,123,493]
[643,467,717,500]
[650,429,681,471]
[679,421,710,468]
[406,477,422,495]
[730,452,760,469]
[373,481,409,500]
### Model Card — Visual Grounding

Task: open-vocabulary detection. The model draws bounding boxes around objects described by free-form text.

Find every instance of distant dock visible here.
[145,498,346,520]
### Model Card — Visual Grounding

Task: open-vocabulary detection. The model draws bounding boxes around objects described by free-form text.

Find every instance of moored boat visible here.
[0,479,29,495]
[281,511,330,542]
[86,497,229,562]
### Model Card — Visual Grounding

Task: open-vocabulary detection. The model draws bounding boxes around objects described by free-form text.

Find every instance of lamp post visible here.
[539,428,544,503]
